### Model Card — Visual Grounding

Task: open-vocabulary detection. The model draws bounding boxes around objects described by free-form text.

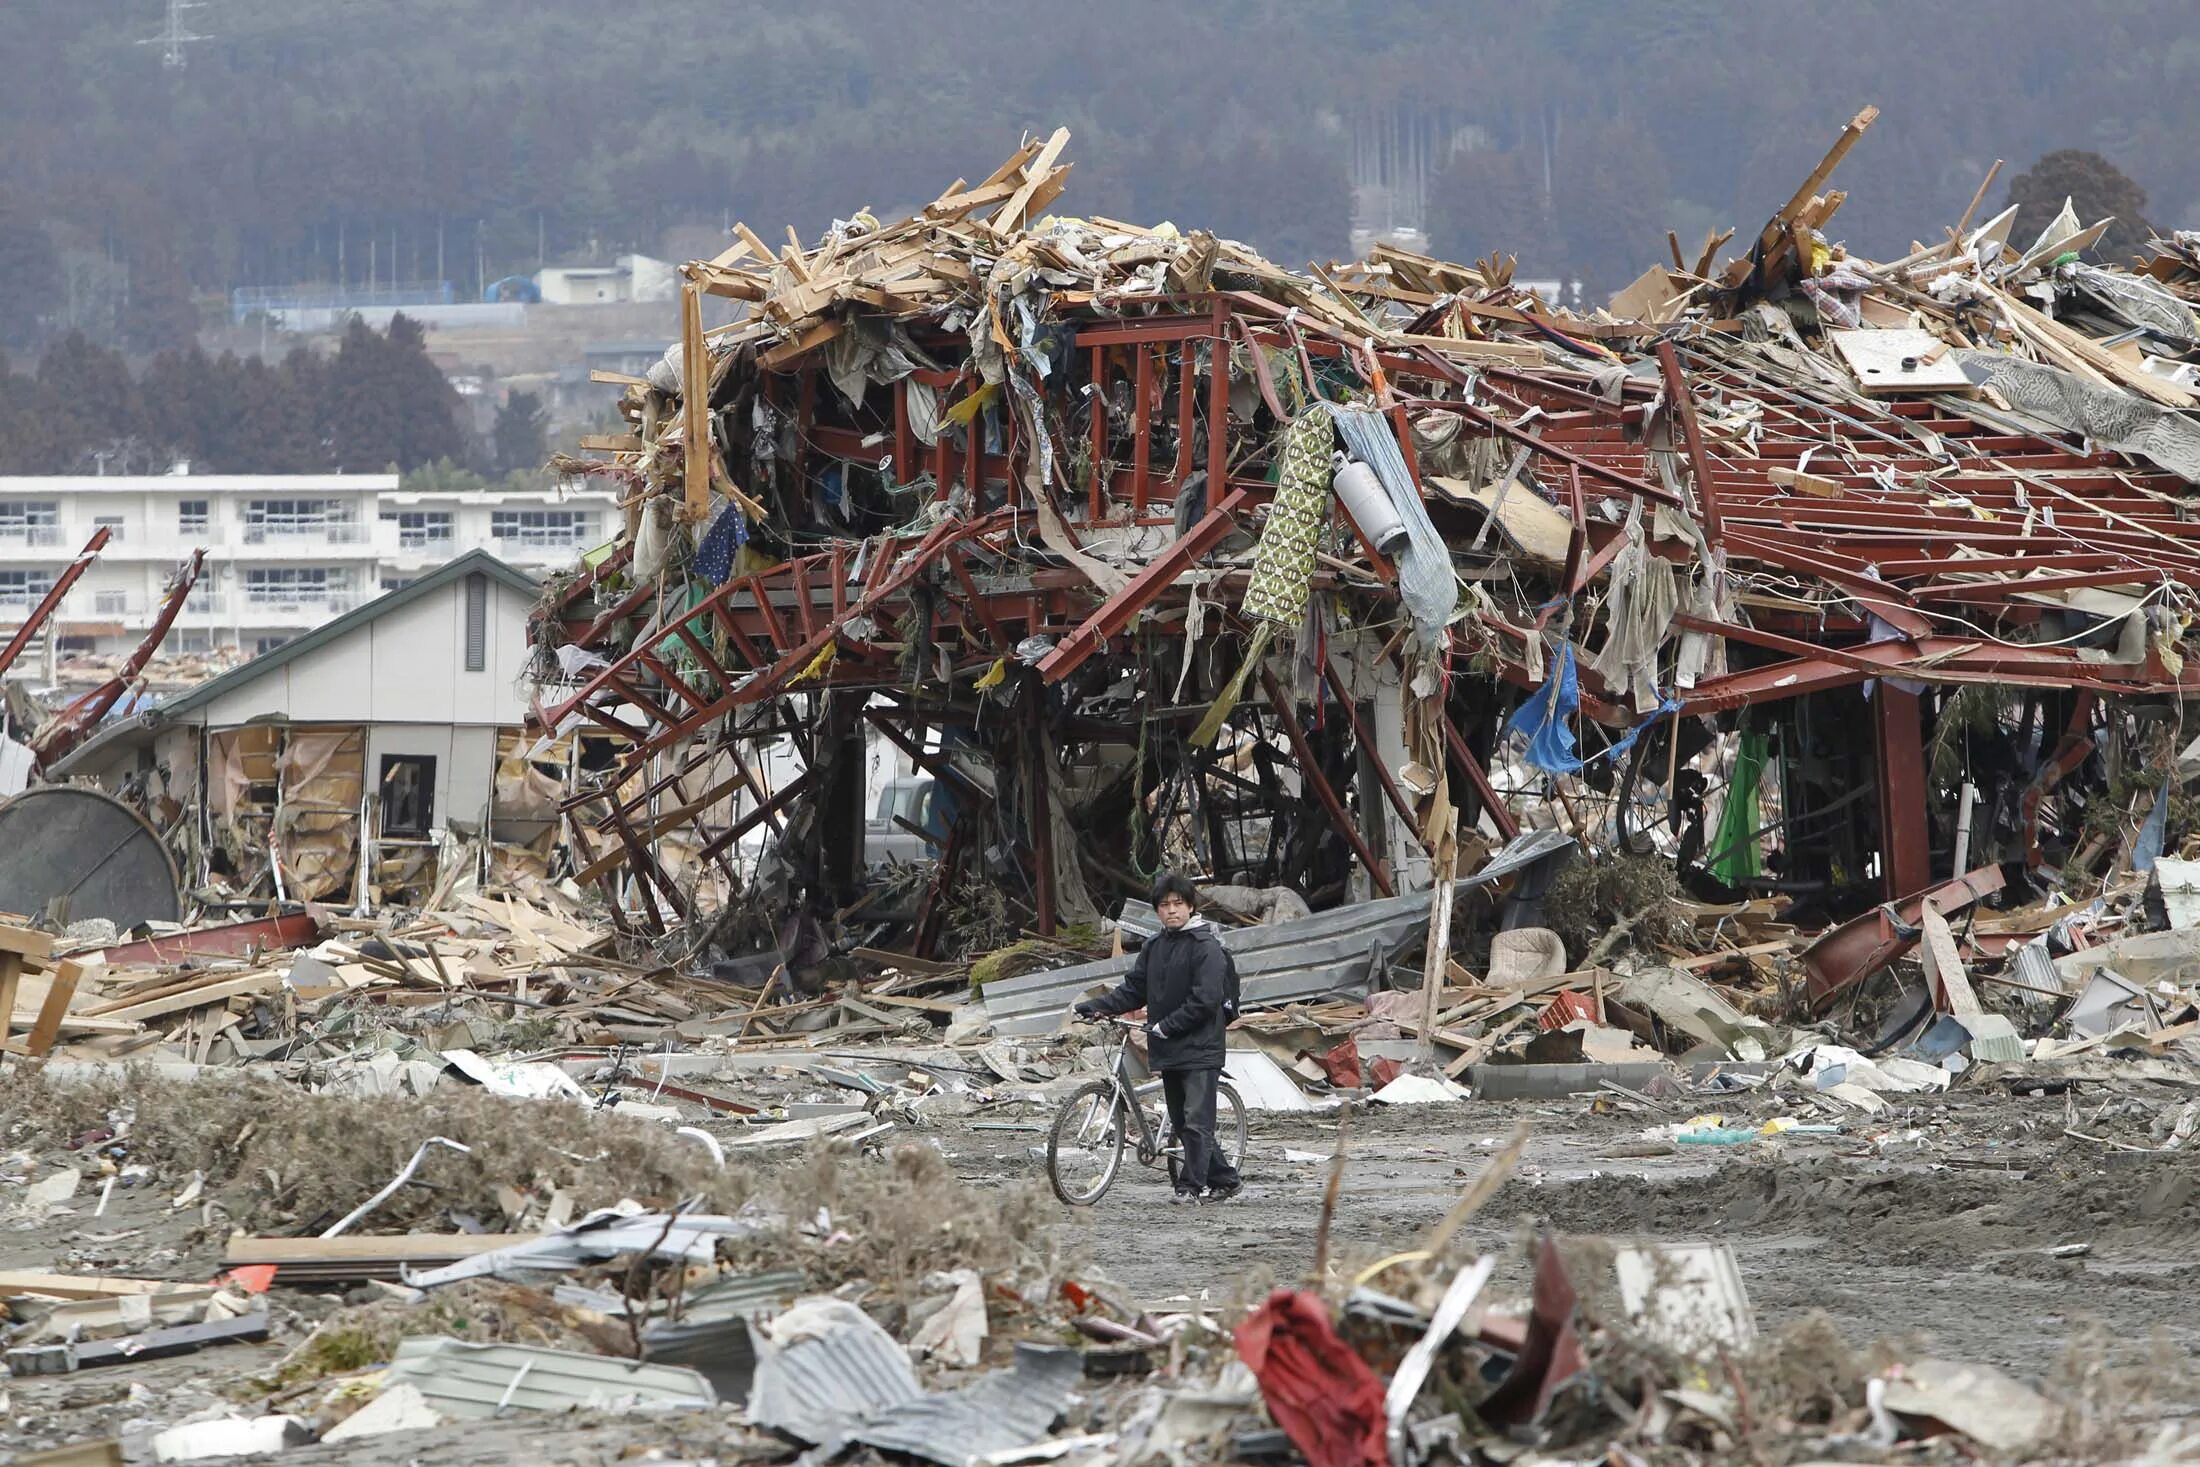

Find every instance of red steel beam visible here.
[0,527,110,679]
[1035,486,1250,683]
[1259,665,1393,898]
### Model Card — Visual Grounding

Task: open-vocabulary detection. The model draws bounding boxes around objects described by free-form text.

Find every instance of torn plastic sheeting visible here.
[441,1048,591,1101]
[382,1335,715,1419]
[1235,1288,1390,1467]
[403,1208,766,1288]
[1505,642,1582,774]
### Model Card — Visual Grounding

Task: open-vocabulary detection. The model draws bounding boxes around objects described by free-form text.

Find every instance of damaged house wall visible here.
[52,551,547,908]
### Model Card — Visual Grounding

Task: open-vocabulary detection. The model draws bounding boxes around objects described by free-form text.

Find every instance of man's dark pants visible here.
[1161,1066,1240,1193]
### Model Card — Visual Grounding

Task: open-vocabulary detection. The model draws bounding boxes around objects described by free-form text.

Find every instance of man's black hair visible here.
[1150,872,1199,908]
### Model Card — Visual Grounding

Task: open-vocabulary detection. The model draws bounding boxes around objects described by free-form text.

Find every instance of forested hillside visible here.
[3,0,2195,355]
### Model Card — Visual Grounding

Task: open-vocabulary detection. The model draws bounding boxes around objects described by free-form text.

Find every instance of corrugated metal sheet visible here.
[849,1344,1082,1466]
[405,1211,768,1288]
[384,1336,714,1418]
[983,831,1574,1035]
[642,1269,806,1398]
[746,1298,922,1444]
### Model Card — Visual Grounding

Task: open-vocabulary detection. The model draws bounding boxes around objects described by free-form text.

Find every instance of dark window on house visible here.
[378,754,436,838]
[178,499,209,533]
[464,572,486,671]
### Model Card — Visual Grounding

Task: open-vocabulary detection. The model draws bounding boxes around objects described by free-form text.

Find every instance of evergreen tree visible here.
[2006,150,2157,260]
[491,389,548,475]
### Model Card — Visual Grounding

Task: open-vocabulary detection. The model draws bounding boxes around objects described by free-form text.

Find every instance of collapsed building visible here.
[528,109,2200,1024]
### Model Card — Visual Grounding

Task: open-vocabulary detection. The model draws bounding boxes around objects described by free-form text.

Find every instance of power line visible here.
[138,0,210,69]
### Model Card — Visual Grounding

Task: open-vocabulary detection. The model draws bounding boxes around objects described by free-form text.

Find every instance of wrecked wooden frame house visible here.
[527,112,2200,990]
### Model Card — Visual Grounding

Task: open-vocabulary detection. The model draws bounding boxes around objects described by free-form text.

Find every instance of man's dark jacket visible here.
[1083,919,1229,1070]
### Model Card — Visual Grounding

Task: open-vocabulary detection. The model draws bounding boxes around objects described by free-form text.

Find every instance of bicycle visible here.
[1046,1017,1247,1206]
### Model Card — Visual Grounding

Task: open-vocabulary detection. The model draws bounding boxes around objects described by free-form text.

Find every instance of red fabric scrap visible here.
[1234,1288,1390,1467]
[1368,1055,1405,1090]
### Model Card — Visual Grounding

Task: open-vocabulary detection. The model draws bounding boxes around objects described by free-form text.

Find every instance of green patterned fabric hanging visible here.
[1192,408,1334,746]
[1242,409,1335,631]
[1709,730,1768,883]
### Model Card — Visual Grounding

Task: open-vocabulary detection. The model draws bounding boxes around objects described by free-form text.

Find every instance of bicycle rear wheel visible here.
[1047,1081,1127,1206]
[1166,1080,1249,1189]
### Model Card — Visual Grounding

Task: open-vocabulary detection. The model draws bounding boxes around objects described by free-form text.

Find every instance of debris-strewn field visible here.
[6,1055,2200,1466]
[14,104,2200,1467]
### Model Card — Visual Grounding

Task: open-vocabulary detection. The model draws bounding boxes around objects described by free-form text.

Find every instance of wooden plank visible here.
[25,959,81,1057]
[990,126,1071,231]
[1920,906,1983,1017]
[224,1233,538,1265]
[85,971,278,1026]
[0,924,57,960]
[0,1271,178,1300]
[578,433,643,453]
[681,279,712,522]
[588,369,650,387]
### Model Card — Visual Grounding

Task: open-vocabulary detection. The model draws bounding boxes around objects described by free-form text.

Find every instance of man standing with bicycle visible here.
[1074,874,1243,1203]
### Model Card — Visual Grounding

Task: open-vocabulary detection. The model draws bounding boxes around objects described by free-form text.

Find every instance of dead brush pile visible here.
[2,1066,1059,1314]
[0,1066,737,1235]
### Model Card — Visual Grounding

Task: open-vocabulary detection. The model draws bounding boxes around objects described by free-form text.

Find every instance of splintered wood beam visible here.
[681,279,711,522]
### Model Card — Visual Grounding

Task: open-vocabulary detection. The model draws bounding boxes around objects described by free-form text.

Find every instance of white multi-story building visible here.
[0,474,618,659]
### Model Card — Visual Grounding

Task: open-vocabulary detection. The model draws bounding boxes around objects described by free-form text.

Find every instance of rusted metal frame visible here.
[1316,656,1431,858]
[1835,551,2125,577]
[706,598,766,670]
[1206,301,1230,511]
[560,810,636,937]
[1675,641,2159,714]
[1132,341,1153,516]
[1562,464,1589,593]
[672,623,740,700]
[747,567,797,654]
[2020,692,2097,871]
[893,377,914,490]
[1670,613,1926,682]
[1911,568,2195,602]
[39,548,206,757]
[1715,530,1932,638]
[789,553,818,639]
[1171,337,1198,487]
[1035,486,1252,683]
[1440,718,1522,841]
[1025,692,1057,935]
[635,649,711,719]
[865,707,991,805]
[603,670,681,731]
[1479,362,1658,414]
[539,538,635,619]
[947,545,1012,652]
[1258,664,1394,898]
[0,526,109,679]
[1400,397,1683,509]
[794,367,816,495]
[1800,863,2008,1009]
[695,770,813,865]
[720,516,997,714]
[1873,683,1934,900]
[603,800,678,933]
[1088,343,1108,520]
[829,540,848,619]
[1654,340,1722,547]
[576,700,637,740]
[574,768,745,882]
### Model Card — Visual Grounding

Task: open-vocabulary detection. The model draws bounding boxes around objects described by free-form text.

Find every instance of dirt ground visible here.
[7,1071,2200,1460]
[940,1083,2200,1391]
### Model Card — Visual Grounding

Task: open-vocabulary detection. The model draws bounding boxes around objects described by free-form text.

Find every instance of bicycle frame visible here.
[1094,1021,1177,1167]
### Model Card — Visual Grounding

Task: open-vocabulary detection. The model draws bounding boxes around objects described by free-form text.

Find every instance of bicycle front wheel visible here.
[1048,1081,1127,1206]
